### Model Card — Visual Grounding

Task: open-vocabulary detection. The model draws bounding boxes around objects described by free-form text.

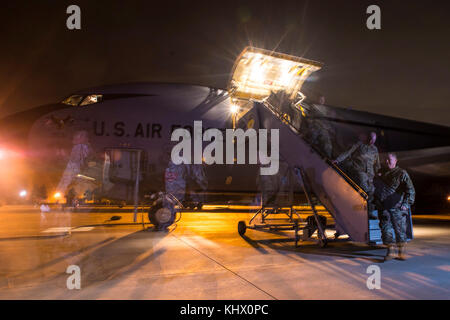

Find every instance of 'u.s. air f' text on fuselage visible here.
[92,121,228,139]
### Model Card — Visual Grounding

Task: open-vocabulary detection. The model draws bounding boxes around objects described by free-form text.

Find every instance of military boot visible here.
[397,243,407,261]
[384,244,395,261]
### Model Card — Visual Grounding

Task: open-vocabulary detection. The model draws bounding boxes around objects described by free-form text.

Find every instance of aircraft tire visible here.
[148,197,176,230]
[238,221,246,236]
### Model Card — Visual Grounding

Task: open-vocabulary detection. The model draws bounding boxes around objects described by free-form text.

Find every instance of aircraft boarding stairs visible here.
[238,100,386,246]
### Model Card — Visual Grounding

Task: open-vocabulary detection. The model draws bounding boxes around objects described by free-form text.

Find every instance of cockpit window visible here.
[62,95,84,106]
[80,94,103,106]
[62,94,103,106]
[62,93,151,107]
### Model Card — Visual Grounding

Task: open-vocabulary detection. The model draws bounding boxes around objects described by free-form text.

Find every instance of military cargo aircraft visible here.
[0,47,448,234]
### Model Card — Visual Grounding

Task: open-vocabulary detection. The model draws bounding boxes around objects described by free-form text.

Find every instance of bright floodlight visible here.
[19,190,27,198]
[228,47,323,101]
[230,104,239,114]
[54,192,62,199]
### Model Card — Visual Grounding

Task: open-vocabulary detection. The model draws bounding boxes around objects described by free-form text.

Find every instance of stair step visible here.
[369,220,380,229]
[370,229,382,240]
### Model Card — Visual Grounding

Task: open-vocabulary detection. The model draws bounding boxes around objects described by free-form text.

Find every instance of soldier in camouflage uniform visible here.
[300,102,334,159]
[187,163,208,209]
[255,149,290,208]
[303,117,333,159]
[163,142,208,208]
[333,132,380,198]
[57,130,91,195]
[164,159,188,203]
[332,132,380,238]
[162,141,186,203]
[375,153,415,261]
[257,153,279,207]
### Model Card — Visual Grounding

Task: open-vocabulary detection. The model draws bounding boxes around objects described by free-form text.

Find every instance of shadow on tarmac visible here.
[1,227,171,298]
[240,229,386,264]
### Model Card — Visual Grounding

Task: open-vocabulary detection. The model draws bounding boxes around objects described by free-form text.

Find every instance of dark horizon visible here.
[0,0,449,126]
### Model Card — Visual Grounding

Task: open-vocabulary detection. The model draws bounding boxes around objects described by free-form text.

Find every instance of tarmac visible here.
[0,205,448,299]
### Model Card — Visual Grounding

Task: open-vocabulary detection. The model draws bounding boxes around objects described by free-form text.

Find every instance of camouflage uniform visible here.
[375,166,415,245]
[187,164,208,204]
[335,141,380,195]
[257,168,280,206]
[307,119,333,159]
[65,187,76,206]
[165,161,208,205]
[164,160,188,202]
[301,112,333,159]
[57,143,90,194]
[257,160,291,206]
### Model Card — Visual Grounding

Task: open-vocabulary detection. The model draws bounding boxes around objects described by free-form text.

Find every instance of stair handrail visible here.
[259,99,368,200]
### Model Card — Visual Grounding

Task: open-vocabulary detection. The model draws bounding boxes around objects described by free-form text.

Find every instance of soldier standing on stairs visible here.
[332,131,381,200]
[332,131,380,238]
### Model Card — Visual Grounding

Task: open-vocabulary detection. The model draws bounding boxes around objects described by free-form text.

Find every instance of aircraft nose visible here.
[0,102,69,145]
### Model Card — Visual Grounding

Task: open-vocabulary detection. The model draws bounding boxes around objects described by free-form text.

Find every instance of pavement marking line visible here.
[72,227,95,232]
[171,233,278,300]
[41,226,95,233]
[41,227,72,233]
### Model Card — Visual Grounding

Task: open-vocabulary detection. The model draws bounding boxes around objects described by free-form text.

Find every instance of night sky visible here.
[0,0,449,125]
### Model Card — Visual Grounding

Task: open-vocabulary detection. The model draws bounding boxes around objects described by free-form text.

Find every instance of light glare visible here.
[229,47,323,101]
[230,104,239,114]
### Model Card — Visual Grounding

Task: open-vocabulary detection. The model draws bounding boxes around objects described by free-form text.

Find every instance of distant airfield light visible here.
[0,148,12,159]
[0,148,21,159]
[19,190,27,198]
[447,195,450,202]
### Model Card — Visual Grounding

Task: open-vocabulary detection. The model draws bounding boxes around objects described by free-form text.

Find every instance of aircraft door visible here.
[102,148,145,202]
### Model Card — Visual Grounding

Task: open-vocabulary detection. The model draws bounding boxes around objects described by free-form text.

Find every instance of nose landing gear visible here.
[148,193,179,230]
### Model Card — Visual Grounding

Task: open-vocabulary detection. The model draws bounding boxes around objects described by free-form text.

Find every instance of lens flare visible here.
[228,46,322,102]
[230,104,239,114]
